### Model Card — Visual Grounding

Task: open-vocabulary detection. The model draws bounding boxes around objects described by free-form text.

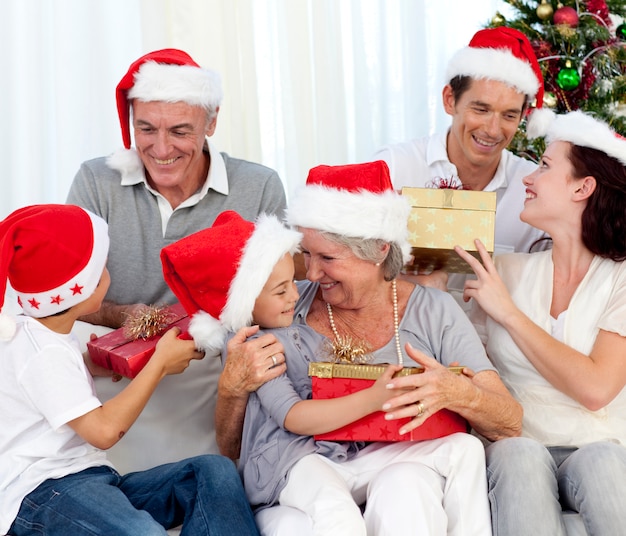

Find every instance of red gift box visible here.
[87,303,190,378]
[309,362,468,441]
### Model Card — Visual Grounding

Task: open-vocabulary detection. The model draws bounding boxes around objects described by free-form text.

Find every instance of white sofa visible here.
[73,321,588,536]
[164,512,587,535]
[563,512,587,535]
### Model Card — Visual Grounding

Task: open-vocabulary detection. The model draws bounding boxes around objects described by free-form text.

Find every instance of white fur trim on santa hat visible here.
[220,214,302,333]
[526,108,556,140]
[287,185,412,262]
[188,310,229,353]
[106,148,144,180]
[129,61,223,110]
[545,111,626,167]
[445,46,540,98]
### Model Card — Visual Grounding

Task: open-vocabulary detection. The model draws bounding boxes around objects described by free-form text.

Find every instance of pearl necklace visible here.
[326,279,403,365]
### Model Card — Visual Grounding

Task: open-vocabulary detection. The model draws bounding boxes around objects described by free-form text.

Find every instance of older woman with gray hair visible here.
[217,160,521,536]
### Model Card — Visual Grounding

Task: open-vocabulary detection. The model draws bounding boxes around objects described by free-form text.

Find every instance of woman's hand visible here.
[382,344,474,435]
[454,239,517,325]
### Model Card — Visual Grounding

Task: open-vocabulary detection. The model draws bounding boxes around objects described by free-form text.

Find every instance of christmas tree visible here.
[487,0,626,160]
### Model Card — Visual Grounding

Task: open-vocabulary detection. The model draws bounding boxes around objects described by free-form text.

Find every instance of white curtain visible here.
[0,0,506,218]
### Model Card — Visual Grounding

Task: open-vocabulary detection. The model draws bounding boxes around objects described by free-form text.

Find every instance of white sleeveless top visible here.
[481,250,626,447]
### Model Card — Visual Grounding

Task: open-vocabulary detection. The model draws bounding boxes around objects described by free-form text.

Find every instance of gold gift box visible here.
[402,187,496,274]
[308,362,464,379]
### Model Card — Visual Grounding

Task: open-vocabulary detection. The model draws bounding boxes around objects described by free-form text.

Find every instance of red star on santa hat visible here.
[28,298,40,309]
[70,284,84,295]
[50,295,63,305]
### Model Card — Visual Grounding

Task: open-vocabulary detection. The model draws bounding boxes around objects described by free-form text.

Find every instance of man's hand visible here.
[216,325,286,460]
[79,301,151,329]
[220,325,287,398]
[399,270,449,292]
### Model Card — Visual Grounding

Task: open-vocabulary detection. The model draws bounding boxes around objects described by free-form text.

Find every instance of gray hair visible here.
[129,101,219,128]
[204,106,219,124]
[317,231,404,281]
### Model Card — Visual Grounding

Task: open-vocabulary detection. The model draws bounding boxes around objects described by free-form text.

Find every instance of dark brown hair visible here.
[448,75,530,113]
[570,144,626,261]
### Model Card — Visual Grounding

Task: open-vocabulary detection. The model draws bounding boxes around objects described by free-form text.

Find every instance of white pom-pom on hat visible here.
[526,108,556,140]
[0,313,16,341]
[188,311,229,353]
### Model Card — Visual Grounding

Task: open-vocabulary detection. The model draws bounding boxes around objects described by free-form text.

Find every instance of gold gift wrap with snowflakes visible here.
[402,187,496,274]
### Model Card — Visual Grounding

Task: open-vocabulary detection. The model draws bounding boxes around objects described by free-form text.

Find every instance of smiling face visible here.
[521,140,585,232]
[444,78,526,189]
[300,228,383,310]
[132,100,216,204]
[252,253,299,329]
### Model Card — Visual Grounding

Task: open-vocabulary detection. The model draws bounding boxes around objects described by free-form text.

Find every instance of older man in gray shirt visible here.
[67,49,286,475]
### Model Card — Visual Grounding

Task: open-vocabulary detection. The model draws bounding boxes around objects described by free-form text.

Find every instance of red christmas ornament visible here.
[553,6,579,27]
[585,0,611,26]
[532,39,554,60]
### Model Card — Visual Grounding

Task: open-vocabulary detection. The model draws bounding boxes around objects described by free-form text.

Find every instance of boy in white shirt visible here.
[0,204,259,536]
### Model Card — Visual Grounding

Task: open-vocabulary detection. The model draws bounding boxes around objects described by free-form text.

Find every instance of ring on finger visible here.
[416,402,425,417]
[271,355,278,366]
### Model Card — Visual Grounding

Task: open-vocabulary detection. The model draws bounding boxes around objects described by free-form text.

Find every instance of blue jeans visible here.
[486,437,626,536]
[9,455,259,536]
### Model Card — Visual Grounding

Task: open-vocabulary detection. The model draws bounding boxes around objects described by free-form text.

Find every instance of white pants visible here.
[272,433,492,536]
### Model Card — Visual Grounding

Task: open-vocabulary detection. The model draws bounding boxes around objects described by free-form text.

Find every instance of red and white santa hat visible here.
[161,211,302,352]
[0,204,109,340]
[115,48,223,149]
[529,110,626,167]
[446,27,549,131]
[286,160,412,263]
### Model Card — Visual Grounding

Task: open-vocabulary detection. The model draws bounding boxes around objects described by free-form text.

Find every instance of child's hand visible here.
[82,333,122,382]
[369,364,404,408]
[150,327,206,376]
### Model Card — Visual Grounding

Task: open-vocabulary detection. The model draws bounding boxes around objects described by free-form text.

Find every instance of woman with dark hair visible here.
[456,110,626,536]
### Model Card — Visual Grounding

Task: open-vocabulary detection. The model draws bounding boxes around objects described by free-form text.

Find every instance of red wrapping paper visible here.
[309,363,469,442]
[87,303,190,378]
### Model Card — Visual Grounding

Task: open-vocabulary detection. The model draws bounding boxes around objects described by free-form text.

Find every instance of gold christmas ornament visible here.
[536,0,554,21]
[325,280,403,365]
[556,24,577,38]
[543,91,558,108]
[322,333,372,365]
[492,12,506,26]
